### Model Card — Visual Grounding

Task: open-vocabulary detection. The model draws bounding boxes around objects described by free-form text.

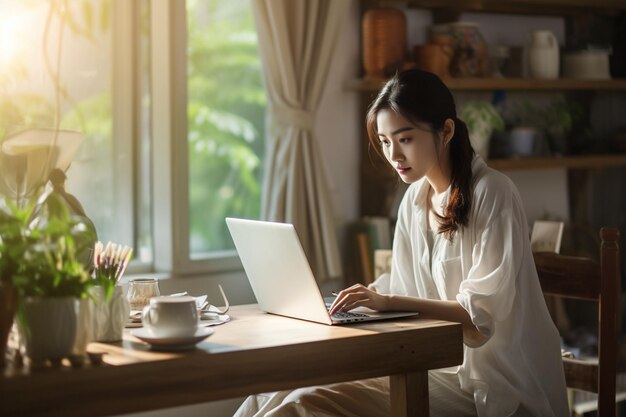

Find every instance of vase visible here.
[509,127,538,156]
[0,282,18,367]
[362,7,407,78]
[18,296,78,362]
[73,295,96,356]
[528,30,559,79]
[414,43,454,79]
[449,22,488,78]
[95,286,130,342]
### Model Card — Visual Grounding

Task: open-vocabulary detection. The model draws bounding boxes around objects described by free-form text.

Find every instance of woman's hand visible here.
[328,284,390,315]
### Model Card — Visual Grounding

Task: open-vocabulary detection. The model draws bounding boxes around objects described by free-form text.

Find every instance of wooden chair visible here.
[534,227,621,417]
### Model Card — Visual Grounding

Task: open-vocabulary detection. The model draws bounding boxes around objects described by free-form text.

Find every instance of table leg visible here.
[390,371,429,417]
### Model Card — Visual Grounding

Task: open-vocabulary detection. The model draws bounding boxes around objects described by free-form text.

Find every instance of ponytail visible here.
[435,117,474,241]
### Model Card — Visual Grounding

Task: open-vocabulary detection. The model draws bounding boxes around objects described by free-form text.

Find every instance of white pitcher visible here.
[528,30,559,79]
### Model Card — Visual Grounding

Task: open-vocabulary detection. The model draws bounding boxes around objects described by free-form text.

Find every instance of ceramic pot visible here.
[18,296,78,362]
[95,286,130,342]
[563,50,610,79]
[73,295,96,355]
[509,127,538,156]
[449,22,488,77]
[0,283,18,367]
[528,30,559,79]
[362,7,407,78]
[414,42,454,79]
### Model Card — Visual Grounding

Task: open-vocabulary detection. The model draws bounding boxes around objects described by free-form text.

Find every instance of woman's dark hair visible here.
[366,70,475,241]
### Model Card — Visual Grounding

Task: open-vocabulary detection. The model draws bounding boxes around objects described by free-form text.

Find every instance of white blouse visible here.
[370,156,569,417]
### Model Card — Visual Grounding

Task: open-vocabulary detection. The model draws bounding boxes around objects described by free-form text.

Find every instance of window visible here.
[186,0,265,256]
[150,0,265,274]
[0,0,264,276]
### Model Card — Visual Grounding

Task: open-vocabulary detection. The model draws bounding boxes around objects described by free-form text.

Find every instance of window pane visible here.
[0,1,115,232]
[187,0,265,254]
[60,0,116,245]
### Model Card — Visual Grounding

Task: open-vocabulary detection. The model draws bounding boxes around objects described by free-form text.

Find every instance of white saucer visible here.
[131,327,214,351]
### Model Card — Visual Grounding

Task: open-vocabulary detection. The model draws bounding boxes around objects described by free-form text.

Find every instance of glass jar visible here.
[126,278,160,311]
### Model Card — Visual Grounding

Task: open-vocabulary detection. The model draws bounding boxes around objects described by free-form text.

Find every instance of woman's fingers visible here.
[329,285,363,312]
[340,298,371,312]
[329,291,369,315]
[329,292,350,314]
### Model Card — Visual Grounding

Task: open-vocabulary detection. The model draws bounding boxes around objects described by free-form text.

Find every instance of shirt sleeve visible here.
[368,272,390,293]
[456,195,526,341]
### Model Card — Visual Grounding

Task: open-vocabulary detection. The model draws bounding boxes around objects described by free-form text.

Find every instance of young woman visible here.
[234,70,569,417]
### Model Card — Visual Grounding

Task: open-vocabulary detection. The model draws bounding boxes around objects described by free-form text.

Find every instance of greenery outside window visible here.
[187,0,265,256]
[151,0,266,275]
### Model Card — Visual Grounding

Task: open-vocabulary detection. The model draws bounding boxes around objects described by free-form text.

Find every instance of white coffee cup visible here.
[142,296,199,338]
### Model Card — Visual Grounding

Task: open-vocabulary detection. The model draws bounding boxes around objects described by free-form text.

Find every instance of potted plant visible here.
[460,100,505,160]
[508,99,582,157]
[7,191,96,363]
[541,100,583,155]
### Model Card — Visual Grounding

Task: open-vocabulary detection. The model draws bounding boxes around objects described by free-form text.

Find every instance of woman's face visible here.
[376,108,441,184]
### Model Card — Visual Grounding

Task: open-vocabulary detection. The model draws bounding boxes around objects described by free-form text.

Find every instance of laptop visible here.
[225,217,419,325]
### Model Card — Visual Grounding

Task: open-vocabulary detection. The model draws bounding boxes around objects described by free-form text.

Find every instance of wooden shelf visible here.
[356,0,626,218]
[487,154,626,171]
[346,77,626,93]
[366,0,626,15]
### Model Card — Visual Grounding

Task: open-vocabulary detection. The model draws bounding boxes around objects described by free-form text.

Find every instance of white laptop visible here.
[225,217,419,325]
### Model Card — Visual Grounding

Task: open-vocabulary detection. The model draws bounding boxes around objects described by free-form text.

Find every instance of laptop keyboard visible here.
[330,310,369,320]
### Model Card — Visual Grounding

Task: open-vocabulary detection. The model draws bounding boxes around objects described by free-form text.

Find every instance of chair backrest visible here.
[533,227,621,417]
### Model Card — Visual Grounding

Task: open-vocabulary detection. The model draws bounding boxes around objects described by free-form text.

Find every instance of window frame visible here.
[112,0,137,264]
[111,0,156,275]
[149,0,243,277]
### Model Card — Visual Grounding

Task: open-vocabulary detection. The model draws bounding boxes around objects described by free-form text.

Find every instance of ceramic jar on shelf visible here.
[413,24,455,79]
[448,22,488,78]
[527,30,559,79]
[362,7,407,78]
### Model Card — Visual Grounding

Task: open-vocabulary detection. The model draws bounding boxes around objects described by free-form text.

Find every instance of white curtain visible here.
[253,0,349,281]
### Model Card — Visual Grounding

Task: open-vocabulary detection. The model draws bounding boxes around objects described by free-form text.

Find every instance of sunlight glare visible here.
[0,14,23,67]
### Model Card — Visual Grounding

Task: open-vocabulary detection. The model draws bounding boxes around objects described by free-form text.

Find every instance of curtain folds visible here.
[253,0,349,281]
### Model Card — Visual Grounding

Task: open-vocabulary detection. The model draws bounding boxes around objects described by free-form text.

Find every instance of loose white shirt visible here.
[370,156,569,417]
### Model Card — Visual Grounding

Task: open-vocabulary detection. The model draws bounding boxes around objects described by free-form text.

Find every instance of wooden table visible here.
[1,304,463,417]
